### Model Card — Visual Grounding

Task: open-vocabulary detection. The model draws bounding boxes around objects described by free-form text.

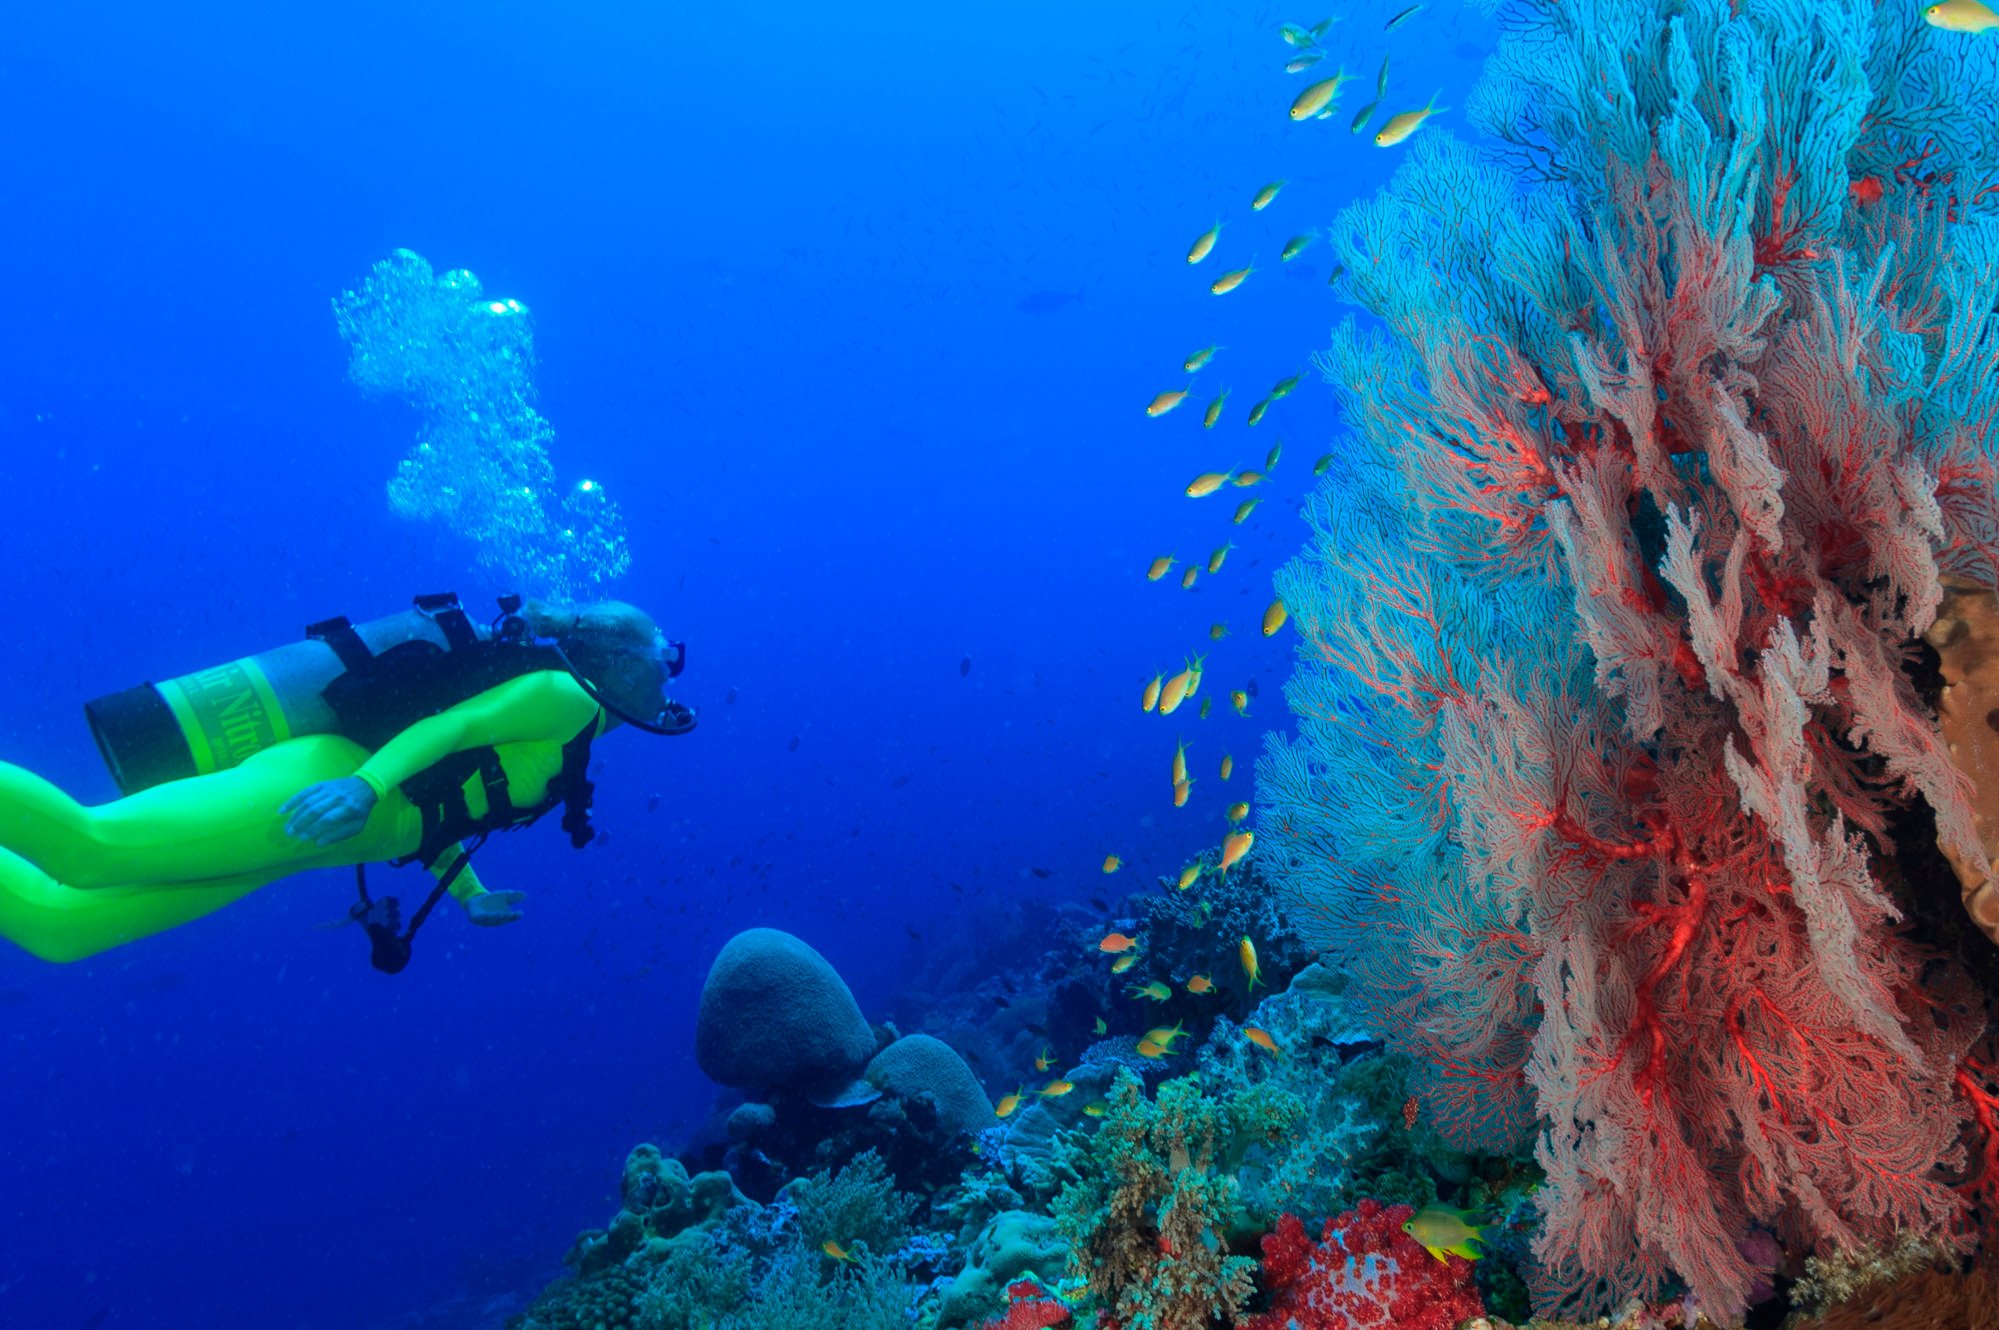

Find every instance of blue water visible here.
[0,4,1490,1326]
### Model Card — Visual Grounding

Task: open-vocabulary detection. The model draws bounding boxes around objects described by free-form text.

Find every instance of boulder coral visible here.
[864,1033,998,1135]
[695,927,878,1106]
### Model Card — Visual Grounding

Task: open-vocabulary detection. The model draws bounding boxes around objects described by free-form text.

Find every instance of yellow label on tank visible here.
[156,657,292,776]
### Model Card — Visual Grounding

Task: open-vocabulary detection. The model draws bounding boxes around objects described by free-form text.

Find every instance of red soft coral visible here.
[981,1279,1072,1330]
[1240,1203,1483,1330]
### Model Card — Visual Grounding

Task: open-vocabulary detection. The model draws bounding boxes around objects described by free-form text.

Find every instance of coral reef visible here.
[1240,1202,1484,1330]
[697,928,880,1107]
[1257,0,1999,1318]
[1933,579,1999,945]
[564,1146,747,1278]
[781,1149,919,1259]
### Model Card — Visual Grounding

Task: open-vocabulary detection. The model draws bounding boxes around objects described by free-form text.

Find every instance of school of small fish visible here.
[1025,7,1460,1129]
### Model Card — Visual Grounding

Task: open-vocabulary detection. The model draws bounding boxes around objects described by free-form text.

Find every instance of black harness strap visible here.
[306,615,375,673]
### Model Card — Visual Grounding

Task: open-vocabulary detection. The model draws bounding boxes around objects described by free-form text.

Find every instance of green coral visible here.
[1052,1071,1300,1330]
[635,1239,915,1330]
[935,1210,1068,1329]
[783,1148,919,1258]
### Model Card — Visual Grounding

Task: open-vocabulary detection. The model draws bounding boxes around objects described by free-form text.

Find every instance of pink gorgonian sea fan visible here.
[1257,0,1999,1319]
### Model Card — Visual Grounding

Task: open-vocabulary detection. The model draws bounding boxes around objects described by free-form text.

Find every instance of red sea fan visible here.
[1240,1203,1483,1330]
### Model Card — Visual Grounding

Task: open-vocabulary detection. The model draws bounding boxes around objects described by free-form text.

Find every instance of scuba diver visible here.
[0,593,694,972]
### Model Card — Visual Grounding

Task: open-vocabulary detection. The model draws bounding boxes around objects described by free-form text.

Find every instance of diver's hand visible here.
[281,777,379,846]
[465,891,526,927]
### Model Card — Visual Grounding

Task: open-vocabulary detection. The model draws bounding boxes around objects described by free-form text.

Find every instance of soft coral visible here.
[1240,1202,1483,1330]
[981,1279,1072,1330]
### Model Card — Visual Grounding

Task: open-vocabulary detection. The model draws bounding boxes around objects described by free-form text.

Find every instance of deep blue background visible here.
[0,3,1489,1326]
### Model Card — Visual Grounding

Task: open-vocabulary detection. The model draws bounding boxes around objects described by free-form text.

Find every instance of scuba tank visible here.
[84,592,691,795]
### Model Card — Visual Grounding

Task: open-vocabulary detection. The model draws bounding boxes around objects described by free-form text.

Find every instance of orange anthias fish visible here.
[1129,980,1172,1001]
[1158,666,1195,716]
[1221,830,1255,874]
[1103,854,1123,874]
[1226,801,1249,824]
[1142,674,1163,711]
[996,1087,1027,1118]
[1173,778,1193,808]
[1263,598,1290,636]
[1083,1100,1109,1117]
[1147,389,1190,417]
[822,1240,859,1263]
[1244,1026,1281,1055]
[1187,471,1234,498]
[1233,497,1261,524]
[1180,566,1199,589]
[1172,738,1190,785]
[1220,753,1234,781]
[1145,1022,1188,1049]
[1135,1038,1168,1059]
[1036,1046,1055,1072]
[1177,863,1202,890]
[1099,931,1140,953]
[1187,974,1215,994]
[1147,555,1176,582]
[1111,952,1141,974]
[1239,933,1263,988]
[1038,1078,1076,1098]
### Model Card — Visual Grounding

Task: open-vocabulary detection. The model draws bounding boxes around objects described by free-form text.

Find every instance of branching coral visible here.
[1051,1073,1296,1330]
[1258,0,1999,1319]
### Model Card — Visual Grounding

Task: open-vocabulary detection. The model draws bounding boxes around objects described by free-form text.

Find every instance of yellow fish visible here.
[1237,931,1263,986]
[1172,778,1192,808]
[1038,1078,1075,1098]
[1083,1100,1108,1117]
[1172,738,1190,786]
[1203,391,1228,429]
[1159,666,1195,715]
[1270,374,1302,400]
[1180,566,1198,589]
[1135,1038,1168,1059]
[1111,951,1140,974]
[1313,453,1334,476]
[1402,1206,1492,1263]
[1147,388,1190,417]
[1280,234,1315,262]
[1265,441,1282,470]
[1233,498,1261,524]
[1208,542,1235,573]
[1224,833,1256,877]
[1211,265,1253,295]
[1375,93,1445,147]
[1187,471,1234,498]
[1244,1026,1281,1055]
[1035,1045,1054,1072]
[1094,1017,1108,1034]
[1184,344,1222,372]
[1187,222,1222,264]
[1209,622,1230,641]
[1219,753,1234,781]
[1926,0,1999,29]
[1231,690,1249,716]
[996,1087,1026,1118]
[1250,179,1287,210]
[1145,1021,1188,1049]
[1129,980,1172,1001]
[1142,674,1163,711]
[1226,801,1249,824]
[1263,598,1289,636]
[1102,854,1123,874]
[822,1240,858,1263]
[1289,74,1349,122]
[1177,863,1202,890]
[1147,555,1175,582]
[1099,931,1140,953]
[1233,470,1264,487]
[1186,974,1215,994]
[1246,397,1270,426]
[1187,651,1207,693]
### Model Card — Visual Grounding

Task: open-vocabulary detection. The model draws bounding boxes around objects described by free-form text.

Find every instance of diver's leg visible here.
[0,738,404,888]
[0,845,274,963]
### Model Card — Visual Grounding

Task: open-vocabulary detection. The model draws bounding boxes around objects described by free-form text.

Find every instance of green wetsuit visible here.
[0,670,603,962]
